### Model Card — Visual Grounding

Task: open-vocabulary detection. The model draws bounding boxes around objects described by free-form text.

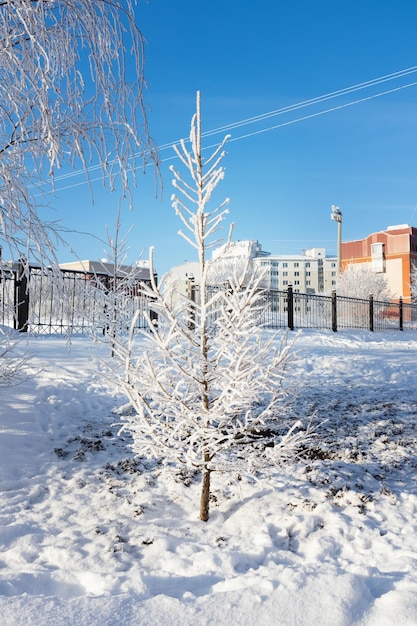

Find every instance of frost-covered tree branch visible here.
[0,0,157,264]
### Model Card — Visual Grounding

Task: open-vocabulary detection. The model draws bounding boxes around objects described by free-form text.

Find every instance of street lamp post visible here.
[331,204,343,274]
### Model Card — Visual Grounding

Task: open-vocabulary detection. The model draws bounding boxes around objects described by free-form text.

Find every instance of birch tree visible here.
[113,93,310,521]
[0,0,156,264]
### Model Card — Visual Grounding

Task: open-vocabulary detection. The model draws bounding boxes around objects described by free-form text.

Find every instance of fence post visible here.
[287,284,294,330]
[399,297,403,331]
[102,274,110,336]
[148,272,159,328]
[187,276,196,330]
[369,293,374,332]
[15,260,29,332]
[331,290,337,332]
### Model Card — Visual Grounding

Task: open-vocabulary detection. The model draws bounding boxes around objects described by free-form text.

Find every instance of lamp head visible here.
[331,204,342,222]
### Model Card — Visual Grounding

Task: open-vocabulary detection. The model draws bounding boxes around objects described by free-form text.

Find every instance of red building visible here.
[342,224,417,302]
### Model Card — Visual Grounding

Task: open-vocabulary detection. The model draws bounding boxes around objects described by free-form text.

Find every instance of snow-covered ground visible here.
[1,329,417,625]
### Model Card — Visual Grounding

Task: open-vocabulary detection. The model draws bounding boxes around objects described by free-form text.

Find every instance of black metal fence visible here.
[2,265,417,334]
[261,286,417,331]
[0,263,155,335]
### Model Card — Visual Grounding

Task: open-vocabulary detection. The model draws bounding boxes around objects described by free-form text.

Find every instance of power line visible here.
[44,66,417,193]
[200,65,417,137]
[227,79,417,144]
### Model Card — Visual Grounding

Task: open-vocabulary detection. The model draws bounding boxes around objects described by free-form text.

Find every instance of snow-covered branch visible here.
[0,0,157,264]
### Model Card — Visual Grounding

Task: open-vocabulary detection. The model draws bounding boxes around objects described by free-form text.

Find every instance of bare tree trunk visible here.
[199,453,211,521]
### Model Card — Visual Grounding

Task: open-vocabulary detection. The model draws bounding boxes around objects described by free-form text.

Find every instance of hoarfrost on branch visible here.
[0,0,157,263]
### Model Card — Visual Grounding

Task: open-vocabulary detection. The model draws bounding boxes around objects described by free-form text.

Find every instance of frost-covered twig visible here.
[0,0,157,265]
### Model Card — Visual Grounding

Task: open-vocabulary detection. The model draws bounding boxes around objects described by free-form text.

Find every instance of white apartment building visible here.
[165,240,338,297]
[214,241,338,294]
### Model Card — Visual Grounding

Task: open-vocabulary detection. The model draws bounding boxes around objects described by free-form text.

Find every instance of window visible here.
[283,280,288,285]
[283,271,288,276]
[294,280,300,285]
[371,242,386,273]
[294,262,299,268]
[294,271,299,276]
[282,262,288,268]
[306,280,311,286]
[305,262,310,268]
[306,271,311,276]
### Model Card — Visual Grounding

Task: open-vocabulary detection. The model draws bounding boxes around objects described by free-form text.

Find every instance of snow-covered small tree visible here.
[86,210,151,355]
[0,327,28,387]
[113,93,311,521]
[337,264,393,301]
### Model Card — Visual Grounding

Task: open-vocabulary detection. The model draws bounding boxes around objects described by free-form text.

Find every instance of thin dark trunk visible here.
[199,454,211,521]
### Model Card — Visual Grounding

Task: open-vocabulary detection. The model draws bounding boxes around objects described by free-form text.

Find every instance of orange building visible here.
[341,224,417,302]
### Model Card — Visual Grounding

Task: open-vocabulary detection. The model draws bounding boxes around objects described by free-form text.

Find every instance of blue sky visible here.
[53,0,417,276]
